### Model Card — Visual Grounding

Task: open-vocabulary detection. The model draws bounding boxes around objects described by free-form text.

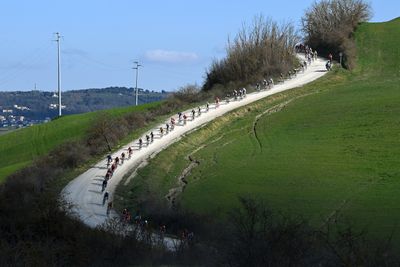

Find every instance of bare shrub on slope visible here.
[301,0,371,68]
[203,15,299,91]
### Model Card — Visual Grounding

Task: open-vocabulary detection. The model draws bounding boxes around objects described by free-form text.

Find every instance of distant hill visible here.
[0,87,169,120]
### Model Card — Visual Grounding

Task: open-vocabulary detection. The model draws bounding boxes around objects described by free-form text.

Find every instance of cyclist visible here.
[103,191,109,205]
[178,112,182,123]
[107,201,113,216]
[183,114,187,125]
[106,154,112,166]
[102,179,107,192]
[215,97,220,107]
[138,138,143,149]
[170,117,175,129]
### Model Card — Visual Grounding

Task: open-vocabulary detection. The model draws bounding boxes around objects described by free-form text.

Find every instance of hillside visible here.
[120,18,400,241]
[0,101,162,182]
[0,87,168,122]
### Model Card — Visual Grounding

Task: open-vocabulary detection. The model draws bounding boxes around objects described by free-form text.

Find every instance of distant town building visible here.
[49,104,66,110]
[13,104,30,111]
[2,109,13,113]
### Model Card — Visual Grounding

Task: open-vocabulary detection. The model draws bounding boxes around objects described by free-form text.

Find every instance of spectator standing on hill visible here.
[328,53,333,62]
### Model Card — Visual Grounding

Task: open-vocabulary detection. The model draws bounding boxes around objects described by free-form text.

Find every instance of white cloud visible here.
[145,49,198,63]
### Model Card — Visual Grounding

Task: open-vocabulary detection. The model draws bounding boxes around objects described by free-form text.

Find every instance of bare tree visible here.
[204,15,299,91]
[172,84,202,103]
[86,112,128,153]
[302,0,372,68]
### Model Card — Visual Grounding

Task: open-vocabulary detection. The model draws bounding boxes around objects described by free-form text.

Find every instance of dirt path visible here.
[61,56,329,247]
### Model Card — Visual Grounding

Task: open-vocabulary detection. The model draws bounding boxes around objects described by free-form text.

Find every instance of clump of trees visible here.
[203,15,299,92]
[301,0,372,68]
[214,197,398,266]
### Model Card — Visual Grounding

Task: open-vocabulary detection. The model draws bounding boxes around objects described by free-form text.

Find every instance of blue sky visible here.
[0,0,398,92]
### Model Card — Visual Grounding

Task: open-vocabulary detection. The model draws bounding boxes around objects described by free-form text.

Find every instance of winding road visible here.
[61,56,328,238]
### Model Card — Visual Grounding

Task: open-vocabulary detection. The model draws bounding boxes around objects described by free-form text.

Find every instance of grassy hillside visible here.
[119,18,400,240]
[0,102,161,182]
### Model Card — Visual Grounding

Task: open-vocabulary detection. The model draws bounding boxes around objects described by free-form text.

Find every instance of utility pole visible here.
[54,32,62,116]
[133,61,142,106]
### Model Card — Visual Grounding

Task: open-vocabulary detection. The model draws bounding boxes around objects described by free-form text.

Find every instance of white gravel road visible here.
[61,56,328,236]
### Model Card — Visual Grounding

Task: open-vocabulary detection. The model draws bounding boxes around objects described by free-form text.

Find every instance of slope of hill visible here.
[0,87,168,121]
[120,18,400,240]
[0,102,162,182]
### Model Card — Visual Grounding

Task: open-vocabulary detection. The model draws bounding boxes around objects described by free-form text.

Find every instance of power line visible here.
[62,39,126,71]
[0,41,53,87]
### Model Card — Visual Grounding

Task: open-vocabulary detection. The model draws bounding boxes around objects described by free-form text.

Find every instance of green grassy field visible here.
[0,102,162,183]
[119,18,400,240]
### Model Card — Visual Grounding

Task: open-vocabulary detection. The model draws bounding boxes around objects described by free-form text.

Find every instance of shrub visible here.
[301,0,372,68]
[203,15,299,91]
[171,84,203,104]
